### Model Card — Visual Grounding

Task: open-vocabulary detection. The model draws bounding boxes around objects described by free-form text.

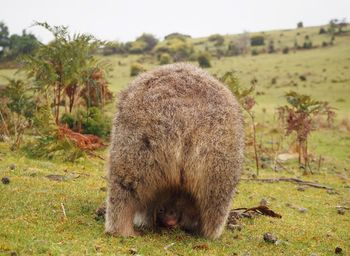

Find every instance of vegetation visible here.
[221,72,259,175]
[277,91,335,172]
[130,62,146,76]
[0,22,39,61]
[197,52,211,68]
[0,22,350,255]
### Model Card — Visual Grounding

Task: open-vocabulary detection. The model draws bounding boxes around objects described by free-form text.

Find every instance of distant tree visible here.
[329,18,347,34]
[208,34,225,46]
[8,30,39,57]
[227,32,250,56]
[319,27,326,34]
[267,40,275,53]
[297,22,303,28]
[102,41,127,55]
[0,22,10,58]
[155,37,194,62]
[136,33,158,51]
[235,32,250,54]
[164,32,191,40]
[250,35,265,46]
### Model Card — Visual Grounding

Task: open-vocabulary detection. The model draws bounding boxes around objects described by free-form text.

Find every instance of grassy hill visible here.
[0,25,350,255]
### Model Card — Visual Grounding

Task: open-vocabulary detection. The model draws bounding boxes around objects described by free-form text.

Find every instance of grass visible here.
[1,25,350,255]
[1,142,349,255]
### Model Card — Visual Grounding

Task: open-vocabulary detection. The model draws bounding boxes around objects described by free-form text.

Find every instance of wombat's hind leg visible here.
[197,185,233,239]
[105,184,139,237]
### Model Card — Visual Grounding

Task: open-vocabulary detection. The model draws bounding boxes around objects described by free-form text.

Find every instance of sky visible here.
[1,0,350,43]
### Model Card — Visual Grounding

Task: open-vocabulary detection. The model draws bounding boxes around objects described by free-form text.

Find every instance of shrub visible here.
[159,53,171,65]
[80,107,111,138]
[303,41,312,49]
[267,40,275,53]
[25,105,85,162]
[60,107,111,138]
[155,37,194,62]
[251,48,259,56]
[130,63,146,76]
[208,34,225,46]
[136,33,158,52]
[297,22,303,28]
[164,33,191,40]
[250,36,265,46]
[227,42,241,56]
[277,91,335,172]
[60,113,75,129]
[319,27,326,34]
[282,47,289,54]
[197,53,211,68]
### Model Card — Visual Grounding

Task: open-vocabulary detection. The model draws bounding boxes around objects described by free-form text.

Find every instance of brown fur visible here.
[105,63,244,239]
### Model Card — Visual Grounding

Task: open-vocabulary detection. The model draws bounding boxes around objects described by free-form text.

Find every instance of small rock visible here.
[297,186,306,191]
[327,189,337,195]
[129,248,138,255]
[1,177,10,184]
[298,207,308,213]
[335,247,343,254]
[310,253,318,256]
[9,164,16,170]
[263,232,278,243]
[260,198,268,206]
[95,205,106,221]
[227,224,242,231]
[337,208,345,215]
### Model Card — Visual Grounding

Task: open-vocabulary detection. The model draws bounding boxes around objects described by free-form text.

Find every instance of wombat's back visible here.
[109,63,243,200]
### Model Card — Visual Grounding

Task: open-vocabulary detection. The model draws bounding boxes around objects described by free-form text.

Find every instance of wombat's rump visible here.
[106,63,244,239]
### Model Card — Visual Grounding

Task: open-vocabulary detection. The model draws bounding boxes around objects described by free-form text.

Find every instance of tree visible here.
[0,22,10,58]
[208,34,225,46]
[277,91,335,172]
[221,71,260,175]
[136,33,158,52]
[21,22,105,124]
[297,22,303,28]
[0,78,35,149]
[8,30,39,58]
[155,37,194,62]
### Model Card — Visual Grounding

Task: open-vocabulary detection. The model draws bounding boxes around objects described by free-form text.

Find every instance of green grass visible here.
[1,142,349,255]
[1,25,350,255]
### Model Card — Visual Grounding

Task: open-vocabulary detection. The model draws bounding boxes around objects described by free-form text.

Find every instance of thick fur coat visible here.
[105,63,244,239]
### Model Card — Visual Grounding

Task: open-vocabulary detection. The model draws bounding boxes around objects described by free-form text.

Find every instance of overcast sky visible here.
[1,0,350,43]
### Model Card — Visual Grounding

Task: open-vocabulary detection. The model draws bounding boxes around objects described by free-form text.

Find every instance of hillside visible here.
[0,25,350,255]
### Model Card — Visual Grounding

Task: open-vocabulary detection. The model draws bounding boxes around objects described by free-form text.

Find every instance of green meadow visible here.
[0,25,350,255]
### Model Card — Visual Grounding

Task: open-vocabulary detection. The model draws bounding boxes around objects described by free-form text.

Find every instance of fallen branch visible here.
[242,177,333,190]
[232,205,282,218]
